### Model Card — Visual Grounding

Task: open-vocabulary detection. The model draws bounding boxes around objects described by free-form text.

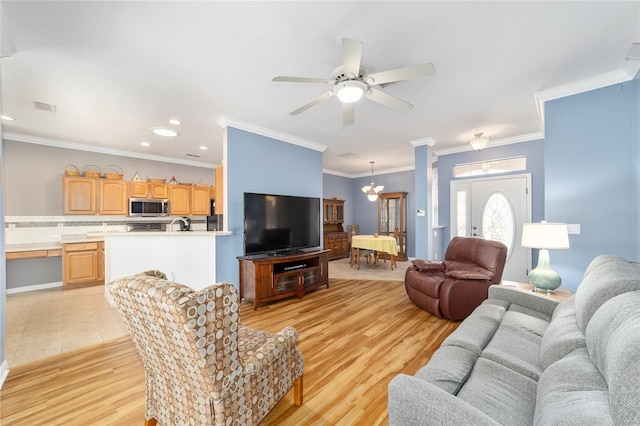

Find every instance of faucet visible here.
[168,217,188,232]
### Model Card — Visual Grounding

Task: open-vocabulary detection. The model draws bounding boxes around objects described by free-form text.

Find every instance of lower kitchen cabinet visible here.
[63,241,104,285]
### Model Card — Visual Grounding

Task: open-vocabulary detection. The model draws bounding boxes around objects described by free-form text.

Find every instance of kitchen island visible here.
[103,230,231,305]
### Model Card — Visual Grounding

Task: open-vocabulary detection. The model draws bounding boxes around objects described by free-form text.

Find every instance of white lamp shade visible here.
[521,222,570,249]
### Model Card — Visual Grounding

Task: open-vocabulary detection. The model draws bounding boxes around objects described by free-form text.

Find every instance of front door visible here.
[450,174,531,282]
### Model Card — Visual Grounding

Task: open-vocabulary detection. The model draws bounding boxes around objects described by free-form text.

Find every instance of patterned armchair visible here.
[108,271,303,426]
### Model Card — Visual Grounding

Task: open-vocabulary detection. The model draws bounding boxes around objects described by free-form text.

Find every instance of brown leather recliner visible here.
[404,237,508,321]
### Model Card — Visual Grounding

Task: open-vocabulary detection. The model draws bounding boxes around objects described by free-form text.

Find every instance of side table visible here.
[501,280,573,302]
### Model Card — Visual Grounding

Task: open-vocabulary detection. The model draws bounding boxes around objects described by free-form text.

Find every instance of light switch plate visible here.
[567,224,581,234]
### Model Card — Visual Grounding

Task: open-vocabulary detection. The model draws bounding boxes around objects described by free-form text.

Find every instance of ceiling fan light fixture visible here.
[334,80,366,103]
[469,132,491,151]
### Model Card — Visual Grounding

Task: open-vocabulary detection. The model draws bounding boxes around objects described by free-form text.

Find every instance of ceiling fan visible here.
[272,38,435,126]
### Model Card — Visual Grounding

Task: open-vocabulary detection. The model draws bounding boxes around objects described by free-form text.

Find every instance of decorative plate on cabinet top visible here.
[147,178,166,183]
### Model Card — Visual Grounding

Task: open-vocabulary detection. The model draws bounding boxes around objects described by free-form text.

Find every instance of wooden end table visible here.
[501,280,573,302]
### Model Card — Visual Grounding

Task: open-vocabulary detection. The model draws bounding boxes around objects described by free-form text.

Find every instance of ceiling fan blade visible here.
[366,88,413,113]
[343,103,355,126]
[342,38,363,77]
[273,76,333,84]
[367,63,435,85]
[289,91,334,115]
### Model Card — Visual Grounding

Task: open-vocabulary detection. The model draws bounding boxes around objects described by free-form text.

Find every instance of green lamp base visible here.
[529,249,562,293]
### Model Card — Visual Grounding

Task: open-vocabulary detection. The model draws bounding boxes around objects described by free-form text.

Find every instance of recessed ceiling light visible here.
[199,146,208,150]
[168,119,182,125]
[152,128,178,137]
[1,115,15,121]
[140,142,151,147]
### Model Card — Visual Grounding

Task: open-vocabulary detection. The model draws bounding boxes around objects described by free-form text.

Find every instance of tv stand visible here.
[238,249,329,310]
[269,249,304,257]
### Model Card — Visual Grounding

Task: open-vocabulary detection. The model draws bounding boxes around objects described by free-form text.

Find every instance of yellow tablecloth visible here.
[351,235,398,255]
[351,235,398,270]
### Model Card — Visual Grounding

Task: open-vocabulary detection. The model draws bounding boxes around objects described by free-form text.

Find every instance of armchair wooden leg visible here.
[294,375,304,406]
[144,419,157,426]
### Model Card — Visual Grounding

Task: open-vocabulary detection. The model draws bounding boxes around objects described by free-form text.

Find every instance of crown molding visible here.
[410,137,437,148]
[216,116,327,153]
[323,164,415,179]
[433,132,544,156]
[3,132,218,168]
[534,67,640,133]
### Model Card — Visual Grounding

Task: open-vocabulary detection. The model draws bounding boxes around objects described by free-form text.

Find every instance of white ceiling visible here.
[1,1,639,176]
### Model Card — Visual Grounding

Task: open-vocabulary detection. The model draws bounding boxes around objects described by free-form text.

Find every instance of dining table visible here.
[350,234,398,270]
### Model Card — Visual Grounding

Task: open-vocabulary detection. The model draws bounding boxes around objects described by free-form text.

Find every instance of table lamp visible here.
[521,221,570,292]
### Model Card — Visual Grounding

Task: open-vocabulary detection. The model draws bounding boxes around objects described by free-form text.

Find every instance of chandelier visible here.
[362,161,384,201]
[468,132,491,151]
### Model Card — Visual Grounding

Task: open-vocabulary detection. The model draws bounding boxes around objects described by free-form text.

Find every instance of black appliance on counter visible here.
[207,199,223,231]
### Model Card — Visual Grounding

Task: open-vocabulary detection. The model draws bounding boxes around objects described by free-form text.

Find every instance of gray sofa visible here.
[388,254,640,425]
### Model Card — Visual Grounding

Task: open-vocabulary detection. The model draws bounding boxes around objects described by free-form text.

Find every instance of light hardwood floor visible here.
[1,276,459,425]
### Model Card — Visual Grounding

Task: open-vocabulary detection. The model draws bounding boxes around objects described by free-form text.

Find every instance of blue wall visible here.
[545,81,638,291]
[350,169,416,257]
[437,139,546,244]
[215,127,324,288]
[323,173,354,226]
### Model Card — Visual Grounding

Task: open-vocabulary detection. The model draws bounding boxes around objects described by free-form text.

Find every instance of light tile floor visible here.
[5,256,411,367]
[5,284,129,367]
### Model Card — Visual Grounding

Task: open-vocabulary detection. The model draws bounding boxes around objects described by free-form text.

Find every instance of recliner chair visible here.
[404,236,508,320]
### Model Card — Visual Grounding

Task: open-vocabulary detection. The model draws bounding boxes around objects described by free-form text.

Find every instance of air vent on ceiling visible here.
[32,101,56,113]
[186,153,201,158]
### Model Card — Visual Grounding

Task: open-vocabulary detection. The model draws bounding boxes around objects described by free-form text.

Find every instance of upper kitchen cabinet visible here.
[168,184,192,215]
[191,185,211,216]
[64,176,128,215]
[99,179,128,215]
[63,176,98,214]
[129,181,168,199]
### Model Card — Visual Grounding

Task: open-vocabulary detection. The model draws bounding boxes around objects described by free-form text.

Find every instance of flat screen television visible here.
[243,192,321,256]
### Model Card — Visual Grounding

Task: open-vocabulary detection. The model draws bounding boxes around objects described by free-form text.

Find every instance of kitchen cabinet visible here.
[63,176,127,215]
[378,191,408,261]
[168,184,192,215]
[191,185,211,215]
[238,250,329,310]
[63,176,98,214]
[63,241,104,285]
[214,166,224,214]
[129,181,168,199]
[99,179,128,215]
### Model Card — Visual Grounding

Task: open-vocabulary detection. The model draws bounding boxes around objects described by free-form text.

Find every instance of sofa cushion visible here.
[585,291,640,425]
[574,257,640,332]
[480,312,548,381]
[415,345,478,395]
[534,347,611,426]
[457,357,538,425]
[441,301,505,355]
[539,296,586,369]
[405,269,443,298]
[411,259,445,272]
[446,269,493,280]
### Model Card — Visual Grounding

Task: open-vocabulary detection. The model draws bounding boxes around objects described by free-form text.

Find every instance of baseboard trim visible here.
[7,281,63,294]
[0,360,9,389]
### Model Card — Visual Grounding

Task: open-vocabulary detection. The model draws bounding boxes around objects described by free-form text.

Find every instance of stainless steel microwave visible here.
[129,198,170,217]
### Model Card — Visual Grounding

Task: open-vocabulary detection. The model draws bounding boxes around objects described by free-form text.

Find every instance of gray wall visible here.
[4,140,216,216]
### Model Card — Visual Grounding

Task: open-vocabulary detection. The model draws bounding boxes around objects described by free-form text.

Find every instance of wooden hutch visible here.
[323,198,349,260]
[378,191,408,261]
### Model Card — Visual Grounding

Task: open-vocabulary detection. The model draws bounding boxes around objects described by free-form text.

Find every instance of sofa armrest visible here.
[388,374,500,426]
[488,285,559,317]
